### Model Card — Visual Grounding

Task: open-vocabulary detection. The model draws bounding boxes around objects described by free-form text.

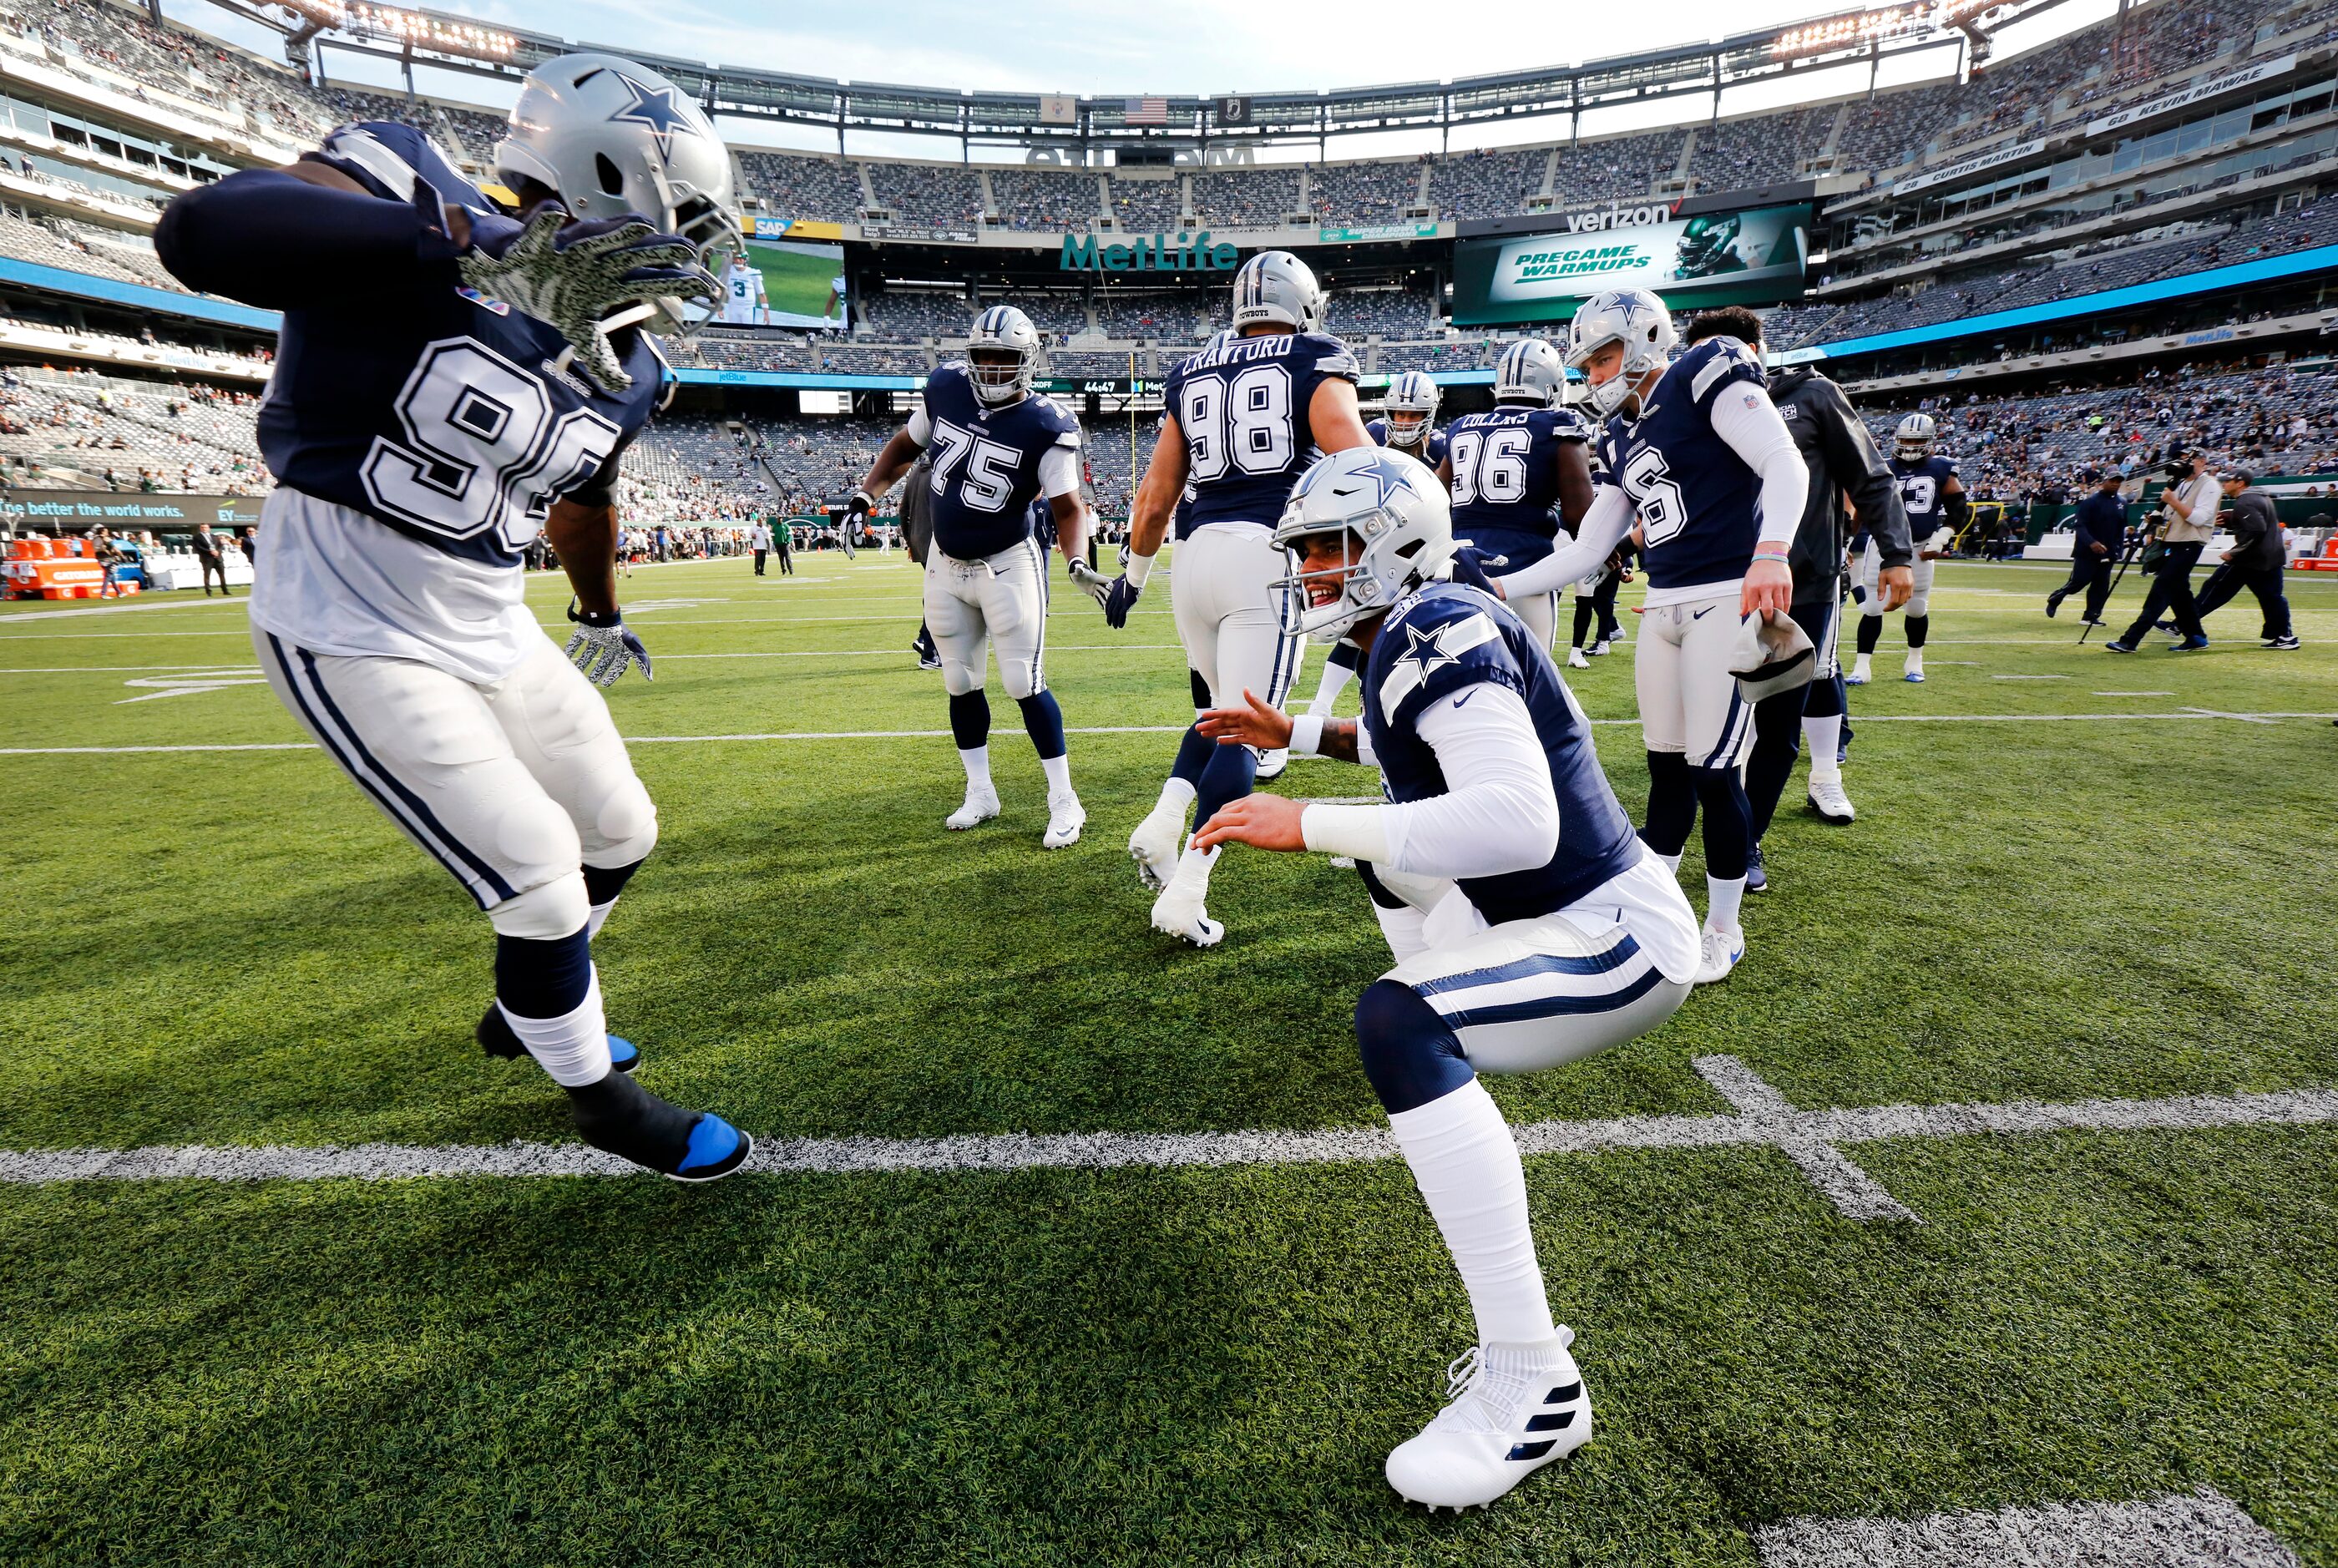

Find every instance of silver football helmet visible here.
[1895,412,1937,463]
[1232,250,1326,333]
[1492,338,1566,407]
[1383,370,1440,448]
[496,54,741,272]
[1273,446,1453,642]
[967,305,1040,405]
[1566,286,1678,420]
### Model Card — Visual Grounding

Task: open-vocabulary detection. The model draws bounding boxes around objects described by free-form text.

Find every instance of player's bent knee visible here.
[1905,592,1930,618]
[489,869,591,939]
[941,661,983,697]
[999,664,1039,701]
[590,779,657,864]
[492,789,582,877]
[1354,979,1475,1115]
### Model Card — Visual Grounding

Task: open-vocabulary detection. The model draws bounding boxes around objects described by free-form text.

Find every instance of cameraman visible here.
[2045,468,2123,625]
[2193,469,2299,650]
[2107,449,2214,654]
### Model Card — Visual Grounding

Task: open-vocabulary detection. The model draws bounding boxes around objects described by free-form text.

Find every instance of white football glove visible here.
[458,209,717,395]
[1066,559,1115,607]
[564,605,654,688]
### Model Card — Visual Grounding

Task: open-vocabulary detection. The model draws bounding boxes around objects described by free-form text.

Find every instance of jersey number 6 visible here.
[1622,446,1690,549]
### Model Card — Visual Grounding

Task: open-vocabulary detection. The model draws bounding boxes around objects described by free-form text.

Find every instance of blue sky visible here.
[164,0,2115,159]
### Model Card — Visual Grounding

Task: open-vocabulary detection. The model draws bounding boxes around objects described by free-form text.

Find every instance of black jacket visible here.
[1767,365,1911,605]
[2223,488,2284,571]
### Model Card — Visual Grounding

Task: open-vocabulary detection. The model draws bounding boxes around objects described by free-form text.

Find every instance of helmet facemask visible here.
[1386,410,1430,448]
[969,346,1032,406]
[1274,525,1384,642]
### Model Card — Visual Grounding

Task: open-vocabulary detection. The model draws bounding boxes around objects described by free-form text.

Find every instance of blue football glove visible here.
[1447,545,1500,597]
[1102,575,1142,630]
[564,604,653,688]
[459,206,717,394]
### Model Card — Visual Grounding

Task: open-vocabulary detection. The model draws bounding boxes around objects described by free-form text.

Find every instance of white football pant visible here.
[1634,592,1757,767]
[1171,523,1302,713]
[253,628,656,938]
[1860,536,1935,620]
[925,537,1050,699]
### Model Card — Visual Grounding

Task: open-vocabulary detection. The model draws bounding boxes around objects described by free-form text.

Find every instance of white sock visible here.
[1172,837,1219,889]
[1707,874,1746,934]
[1804,715,1843,786]
[1905,648,1926,672]
[1386,1078,1557,1346]
[584,898,619,941]
[1308,657,1356,717]
[1040,752,1072,796]
[1851,653,1872,674]
[1154,776,1197,816]
[1657,851,1683,876]
[496,971,611,1088]
[959,746,993,793]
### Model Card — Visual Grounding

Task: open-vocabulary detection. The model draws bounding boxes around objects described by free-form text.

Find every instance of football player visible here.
[1440,338,1595,655]
[1192,445,1698,1512]
[721,253,768,325]
[1092,253,1367,945]
[1850,412,1963,685]
[1301,370,1450,741]
[848,306,1091,847]
[154,56,752,1179]
[1485,287,1804,984]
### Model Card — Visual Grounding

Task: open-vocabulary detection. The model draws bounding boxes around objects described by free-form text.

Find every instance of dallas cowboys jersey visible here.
[1367,418,1449,469]
[1362,581,1641,924]
[256,123,665,569]
[1445,404,1592,568]
[1596,336,1767,598]
[912,363,1081,560]
[1163,331,1359,537]
[1891,453,1959,547]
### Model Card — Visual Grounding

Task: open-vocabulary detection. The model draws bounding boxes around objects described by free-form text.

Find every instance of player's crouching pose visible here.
[1194,446,1699,1510]
[154,55,752,1180]
[848,306,1091,847]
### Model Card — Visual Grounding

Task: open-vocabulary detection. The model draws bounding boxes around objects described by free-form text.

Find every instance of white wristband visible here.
[1289,712,1324,756]
[1124,549,1156,589]
[1301,802,1391,864]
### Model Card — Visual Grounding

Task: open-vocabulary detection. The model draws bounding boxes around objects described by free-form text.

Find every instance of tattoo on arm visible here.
[1319,719,1360,764]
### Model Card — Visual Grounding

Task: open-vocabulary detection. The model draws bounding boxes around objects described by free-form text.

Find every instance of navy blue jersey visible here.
[1163,330,1359,536]
[1596,336,1768,596]
[1028,492,1057,551]
[1890,453,1959,543]
[914,362,1080,559]
[1445,404,1592,568]
[1361,581,1641,923]
[253,124,665,568]
[1367,418,1448,469]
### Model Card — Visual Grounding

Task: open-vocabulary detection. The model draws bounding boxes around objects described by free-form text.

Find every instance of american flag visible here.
[1124,97,1168,124]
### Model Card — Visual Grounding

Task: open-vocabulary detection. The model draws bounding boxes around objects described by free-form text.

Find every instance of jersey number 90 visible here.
[1181,364,1293,483]
[362,338,621,549]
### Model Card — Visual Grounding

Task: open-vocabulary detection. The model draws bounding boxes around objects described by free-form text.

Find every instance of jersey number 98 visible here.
[362,338,621,549]
[1181,364,1293,483]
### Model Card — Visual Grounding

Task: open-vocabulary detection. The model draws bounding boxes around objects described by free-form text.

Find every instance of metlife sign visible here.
[1060,232,1240,271]
[1449,202,1812,326]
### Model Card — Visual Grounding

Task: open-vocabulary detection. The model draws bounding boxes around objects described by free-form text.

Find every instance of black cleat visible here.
[566,1072,753,1181]
[478,1003,639,1074]
[1745,842,1768,893]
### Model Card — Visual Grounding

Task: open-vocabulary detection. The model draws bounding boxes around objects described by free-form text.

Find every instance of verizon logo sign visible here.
[1561,201,1683,234]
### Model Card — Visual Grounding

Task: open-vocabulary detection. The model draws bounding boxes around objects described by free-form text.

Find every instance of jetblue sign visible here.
[1061,232,1239,272]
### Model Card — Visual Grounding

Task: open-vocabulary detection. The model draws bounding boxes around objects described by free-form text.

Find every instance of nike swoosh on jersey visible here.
[1693,605,1715,619]
[1451,690,1476,708]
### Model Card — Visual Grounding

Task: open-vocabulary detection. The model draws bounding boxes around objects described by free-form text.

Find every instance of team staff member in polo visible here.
[2108,449,2216,653]
[2047,468,2126,625]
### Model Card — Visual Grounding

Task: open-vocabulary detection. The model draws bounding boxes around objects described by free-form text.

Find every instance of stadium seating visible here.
[989,167,1105,232]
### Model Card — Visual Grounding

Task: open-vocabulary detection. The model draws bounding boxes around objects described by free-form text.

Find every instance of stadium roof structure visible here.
[238,0,2077,154]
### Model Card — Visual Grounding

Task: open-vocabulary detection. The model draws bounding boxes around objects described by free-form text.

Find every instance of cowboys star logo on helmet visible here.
[606,74,700,158]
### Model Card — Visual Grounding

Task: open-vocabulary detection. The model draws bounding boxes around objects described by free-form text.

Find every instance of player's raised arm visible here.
[1483,483,1637,600]
[157,159,484,311]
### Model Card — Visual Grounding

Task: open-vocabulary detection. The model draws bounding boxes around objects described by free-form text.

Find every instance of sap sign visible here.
[1061,232,1240,272]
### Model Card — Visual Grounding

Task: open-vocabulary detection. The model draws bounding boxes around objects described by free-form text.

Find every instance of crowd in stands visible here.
[989,167,1103,231]
[0,0,327,149]
[1689,107,1831,190]
[1310,159,1424,225]
[1323,286,1440,339]
[0,363,263,492]
[736,150,865,218]
[1107,175,1182,233]
[864,161,984,227]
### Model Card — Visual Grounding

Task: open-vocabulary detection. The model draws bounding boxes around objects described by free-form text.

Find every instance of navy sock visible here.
[1693,764,1752,880]
[1639,750,1695,857]
[948,690,991,751]
[1017,690,1067,760]
[1355,979,1475,1115]
[1856,615,1882,656]
[1169,721,1215,787]
[494,927,592,1019]
[1905,614,1931,650]
[1193,737,1258,829]
[581,858,643,909]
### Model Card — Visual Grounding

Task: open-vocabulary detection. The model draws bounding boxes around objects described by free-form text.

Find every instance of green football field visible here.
[745,241,845,321]
[3,553,2335,1565]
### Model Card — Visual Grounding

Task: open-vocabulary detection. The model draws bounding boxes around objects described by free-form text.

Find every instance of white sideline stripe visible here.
[5,1076,2334,1186]
[1755,1485,2301,1567]
[0,649,1191,673]
[1694,1056,1919,1223]
[6,710,2336,757]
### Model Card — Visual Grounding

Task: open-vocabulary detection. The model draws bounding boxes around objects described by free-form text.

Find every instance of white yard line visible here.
[1755,1485,2300,1567]
[8,710,2335,757]
[1693,1057,1920,1223]
[5,1067,2331,1186]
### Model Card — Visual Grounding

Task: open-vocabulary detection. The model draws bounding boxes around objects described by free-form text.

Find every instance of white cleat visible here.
[1567,647,1590,669]
[1042,790,1086,849]
[1845,659,1872,686]
[1806,777,1856,825]
[1255,748,1290,781]
[1589,640,1611,656]
[1149,883,1225,948]
[1904,655,1926,683]
[1693,925,1744,984]
[1386,1338,1593,1512]
[1127,802,1187,891]
[944,787,1001,832]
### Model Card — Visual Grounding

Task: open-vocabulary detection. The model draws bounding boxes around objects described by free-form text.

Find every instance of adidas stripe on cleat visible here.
[565,1071,753,1182]
[1385,1338,1594,1510]
[478,1003,639,1074]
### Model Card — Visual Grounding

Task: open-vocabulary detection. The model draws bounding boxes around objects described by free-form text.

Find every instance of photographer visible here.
[2045,468,2124,625]
[2192,470,2299,650]
[2106,448,2214,654]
